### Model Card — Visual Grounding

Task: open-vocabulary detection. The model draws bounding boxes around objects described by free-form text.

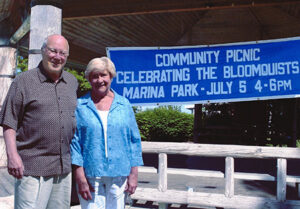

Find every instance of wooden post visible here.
[158,153,168,209]
[277,158,287,201]
[0,47,17,167]
[225,157,234,198]
[28,3,62,70]
[9,16,30,45]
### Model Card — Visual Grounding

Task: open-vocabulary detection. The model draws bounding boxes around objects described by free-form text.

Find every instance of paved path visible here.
[0,167,14,197]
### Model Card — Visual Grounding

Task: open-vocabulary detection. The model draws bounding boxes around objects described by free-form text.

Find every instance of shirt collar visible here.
[80,89,123,111]
[37,62,67,83]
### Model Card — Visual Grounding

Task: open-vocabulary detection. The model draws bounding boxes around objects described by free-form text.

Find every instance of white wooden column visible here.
[158,153,168,209]
[225,157,235,198]
[277,158,287,201]
[28,4,62,70]
[0,47,17,167]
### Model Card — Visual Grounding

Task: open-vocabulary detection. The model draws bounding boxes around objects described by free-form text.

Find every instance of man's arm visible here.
[3,125,24,179]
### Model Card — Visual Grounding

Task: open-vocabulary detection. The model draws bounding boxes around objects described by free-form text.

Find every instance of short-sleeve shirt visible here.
[0,62,78,176]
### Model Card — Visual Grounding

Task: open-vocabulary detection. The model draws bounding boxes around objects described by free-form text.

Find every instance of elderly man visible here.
[0,34,78,209]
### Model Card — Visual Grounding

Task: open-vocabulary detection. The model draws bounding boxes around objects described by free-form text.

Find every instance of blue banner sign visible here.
[107,38,300,105]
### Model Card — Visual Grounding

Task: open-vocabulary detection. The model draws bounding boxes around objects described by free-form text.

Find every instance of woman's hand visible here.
[125,166,138,194]
[74,166,94,200]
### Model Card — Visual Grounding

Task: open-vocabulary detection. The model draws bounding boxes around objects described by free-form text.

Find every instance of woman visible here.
[71,57,143,209]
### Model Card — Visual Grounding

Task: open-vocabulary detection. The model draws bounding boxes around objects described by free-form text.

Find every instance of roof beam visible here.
[67,42,102,66]
[63,0,300,20]
[9,15,30,45]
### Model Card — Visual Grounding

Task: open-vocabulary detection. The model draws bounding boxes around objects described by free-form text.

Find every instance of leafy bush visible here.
[135,106,194,142]
[17,56,28,72]
[65,68,91,96]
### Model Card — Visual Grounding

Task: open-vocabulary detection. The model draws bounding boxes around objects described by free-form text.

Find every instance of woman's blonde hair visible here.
[85,57,116,80]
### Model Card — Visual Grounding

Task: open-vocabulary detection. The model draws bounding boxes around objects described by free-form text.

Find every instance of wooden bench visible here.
[131,142,300,209]
[139,166,300,197]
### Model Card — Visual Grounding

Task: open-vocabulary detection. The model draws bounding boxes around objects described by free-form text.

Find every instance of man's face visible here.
[42,35,69,75]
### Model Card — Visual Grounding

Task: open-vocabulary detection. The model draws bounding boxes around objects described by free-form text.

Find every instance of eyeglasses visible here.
[45,46,69,58]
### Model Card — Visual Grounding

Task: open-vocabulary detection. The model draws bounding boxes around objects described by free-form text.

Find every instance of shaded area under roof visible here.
[1,0,300,70]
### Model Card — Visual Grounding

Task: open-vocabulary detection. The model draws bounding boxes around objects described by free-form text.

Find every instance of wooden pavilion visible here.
[0,0,299,151]
[0,1,300,208]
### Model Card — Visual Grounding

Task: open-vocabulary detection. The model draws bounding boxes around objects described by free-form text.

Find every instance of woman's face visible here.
[89,69,112,96]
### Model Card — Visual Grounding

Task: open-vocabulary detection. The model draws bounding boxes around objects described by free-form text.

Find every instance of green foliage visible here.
[135,106,194,142]
[132,106,142,114]
[17,56,28,72]
[266,139,300,148]
[65,68,91,96]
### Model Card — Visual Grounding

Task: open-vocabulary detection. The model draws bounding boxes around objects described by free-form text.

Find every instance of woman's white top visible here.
[97,110,109,158]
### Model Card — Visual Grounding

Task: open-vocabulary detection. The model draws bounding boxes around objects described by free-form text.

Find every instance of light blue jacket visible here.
[70,90,143,177]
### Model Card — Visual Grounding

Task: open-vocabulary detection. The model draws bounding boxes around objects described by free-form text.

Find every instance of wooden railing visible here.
[131,142,300,209]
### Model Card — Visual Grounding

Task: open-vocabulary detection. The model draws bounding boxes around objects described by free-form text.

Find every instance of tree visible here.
[65,68,91,96]
[198,100,299,147]
[135,106,194,142]
[17,56,28,73]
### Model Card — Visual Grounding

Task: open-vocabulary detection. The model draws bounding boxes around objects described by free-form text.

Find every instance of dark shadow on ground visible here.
[132,200,214,209]
[241,180,300,200]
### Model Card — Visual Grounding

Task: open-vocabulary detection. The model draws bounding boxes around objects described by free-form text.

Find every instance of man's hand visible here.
[7,153,24,179]
[125,167,138,195]
[3,126,24,179]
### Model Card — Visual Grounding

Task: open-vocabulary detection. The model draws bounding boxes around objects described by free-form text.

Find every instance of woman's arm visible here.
[73,165,94,200]
[125,166,138,194]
